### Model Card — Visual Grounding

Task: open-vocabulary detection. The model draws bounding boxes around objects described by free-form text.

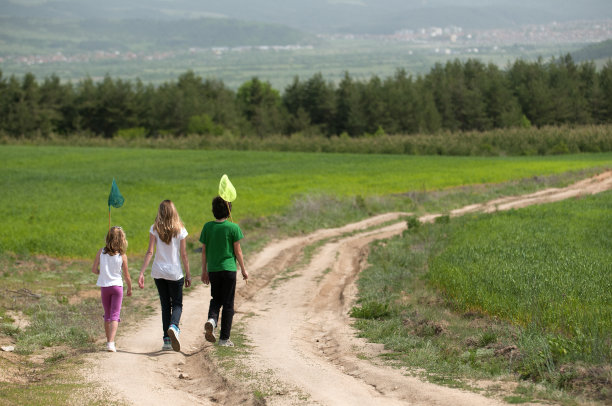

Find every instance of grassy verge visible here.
[253,166,609,237]
[429,192,612,362]
[0,351,125,406]
[350,192,612,404]
[0,242,202,405]
[2,124,611,156]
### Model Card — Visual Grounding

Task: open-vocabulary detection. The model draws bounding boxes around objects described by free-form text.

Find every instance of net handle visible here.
[225,201,233,222]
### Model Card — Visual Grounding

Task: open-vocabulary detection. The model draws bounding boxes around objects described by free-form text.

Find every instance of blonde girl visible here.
[92,226,132,352]
[138,200,191,351]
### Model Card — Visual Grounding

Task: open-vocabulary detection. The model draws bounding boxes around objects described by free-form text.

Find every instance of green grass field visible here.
[351,191,611,401]
[429,191,612,362]
[1,145,611,258]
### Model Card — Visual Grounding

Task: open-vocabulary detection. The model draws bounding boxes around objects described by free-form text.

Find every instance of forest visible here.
[1,54,612,141]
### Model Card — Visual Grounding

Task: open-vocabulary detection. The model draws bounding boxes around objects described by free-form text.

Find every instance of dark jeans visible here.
[154,277,184,338]
[208,271,236,341]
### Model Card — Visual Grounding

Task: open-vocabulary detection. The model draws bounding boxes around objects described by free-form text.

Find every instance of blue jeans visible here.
[207,271,236,341]
[154,278,183,339]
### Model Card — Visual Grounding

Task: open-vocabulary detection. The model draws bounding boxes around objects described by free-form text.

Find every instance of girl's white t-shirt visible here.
[150,225,188,281]
[97,250,124,287]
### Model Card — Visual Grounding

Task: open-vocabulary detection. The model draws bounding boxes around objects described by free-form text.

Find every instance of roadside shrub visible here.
[350,301,390,319]
[187,113,224,136]
[434,215,450,225]
[116,127,147,139]
[405,216,421,231]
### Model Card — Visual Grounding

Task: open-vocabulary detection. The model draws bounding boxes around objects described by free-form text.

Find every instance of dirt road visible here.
[83,171,612,406]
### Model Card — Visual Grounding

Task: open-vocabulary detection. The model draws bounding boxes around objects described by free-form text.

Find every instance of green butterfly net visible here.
[108,178,125,209]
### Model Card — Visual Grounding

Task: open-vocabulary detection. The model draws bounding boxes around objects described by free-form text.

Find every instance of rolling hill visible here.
[572,39,612,63]
[0,15,316,54]
[2,0,611,35]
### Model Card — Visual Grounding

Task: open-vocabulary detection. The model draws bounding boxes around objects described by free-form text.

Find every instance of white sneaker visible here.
[204,319,216,343]
[162,337,172,351]
[167,324,181,352]
[107,342,116,352]
[218,339,234,347]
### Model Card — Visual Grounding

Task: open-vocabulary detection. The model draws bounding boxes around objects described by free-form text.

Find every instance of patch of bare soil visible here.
[81,171,611,405]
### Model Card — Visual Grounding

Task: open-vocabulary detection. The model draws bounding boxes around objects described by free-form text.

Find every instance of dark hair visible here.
[212,196,231,219]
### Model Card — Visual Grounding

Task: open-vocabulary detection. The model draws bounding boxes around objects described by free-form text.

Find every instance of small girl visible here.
[138,200,191,352]
[92,226,132,352]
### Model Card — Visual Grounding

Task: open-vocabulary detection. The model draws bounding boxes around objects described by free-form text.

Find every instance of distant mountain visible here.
[572,40,612,63]
[2,0,610,34]
[199,0,612,34]
[0,16,315,54]
[0,0,609,56]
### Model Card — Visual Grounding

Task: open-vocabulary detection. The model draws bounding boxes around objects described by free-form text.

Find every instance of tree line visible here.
[1,54,612,139]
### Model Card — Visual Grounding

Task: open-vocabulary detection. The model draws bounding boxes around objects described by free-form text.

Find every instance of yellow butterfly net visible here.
[218,174,237,202]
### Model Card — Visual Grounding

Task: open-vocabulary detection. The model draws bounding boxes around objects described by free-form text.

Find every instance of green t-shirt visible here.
[199,220,244,272]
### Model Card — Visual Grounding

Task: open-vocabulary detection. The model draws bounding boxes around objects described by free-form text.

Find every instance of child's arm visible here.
[200,244,209,285]
[180,238,191,288]
[122,253,132,297]
[138,233,156,289]
[233,241,248,281]
[92,248,102,275]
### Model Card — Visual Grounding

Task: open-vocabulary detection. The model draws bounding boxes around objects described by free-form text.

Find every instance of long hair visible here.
[104,226,127,255]
[154,200,184,244]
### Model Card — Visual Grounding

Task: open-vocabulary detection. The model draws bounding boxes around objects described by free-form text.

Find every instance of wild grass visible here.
[429,191,612,365]
[1,144,610,258]
[351,224,515,381]
[0,246,201,405]
[351,191,612,403]
[0,355,123,406]
[3,124,612,156]
[15,297,100,354]
[0,381,89,406]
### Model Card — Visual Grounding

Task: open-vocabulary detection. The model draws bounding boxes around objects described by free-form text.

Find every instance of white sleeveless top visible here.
[96,250,124,287]
[150,225,188,281]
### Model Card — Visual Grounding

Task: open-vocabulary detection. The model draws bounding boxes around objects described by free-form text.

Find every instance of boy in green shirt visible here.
[200,196,248,347]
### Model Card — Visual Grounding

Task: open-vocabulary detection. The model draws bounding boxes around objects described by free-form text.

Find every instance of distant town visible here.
[330,18,612,46]
[1,18,611,67]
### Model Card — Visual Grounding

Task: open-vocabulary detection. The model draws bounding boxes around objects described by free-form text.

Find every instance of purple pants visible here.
[101,286,123,322]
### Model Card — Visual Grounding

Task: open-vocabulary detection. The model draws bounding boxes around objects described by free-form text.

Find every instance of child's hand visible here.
[201,271,210,285]
[184,277,192,288]
[241,269,249,281]
[138,274,145,289]
[127,286,132,296]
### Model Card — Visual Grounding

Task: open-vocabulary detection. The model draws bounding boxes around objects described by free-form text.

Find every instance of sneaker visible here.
[204,319,216,343]
[218,339,234,347]
[107,342,116,352]
[167,324,181,352]
[162,337,172,351]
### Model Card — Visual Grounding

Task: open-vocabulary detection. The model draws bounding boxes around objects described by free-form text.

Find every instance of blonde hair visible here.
[104,226,127,255]
[154,200,184,244]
